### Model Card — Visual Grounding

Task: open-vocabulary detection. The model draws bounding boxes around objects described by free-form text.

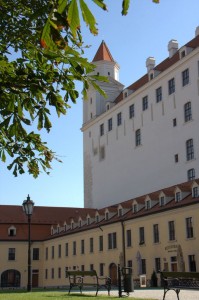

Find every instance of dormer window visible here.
[175,192,181,202]
[192,186,199,198]
[159,196,165,206]
[133,204,137,213]
[96,215,99,223]
[8,226,16,237]
[79,220,82,227]
[87,217,90,225]
[71,222,74,229]
[181,50,186,58]
[105,212,109,220]
[150,73,154,80]
[118,208,123,217]
[145,200,150,210]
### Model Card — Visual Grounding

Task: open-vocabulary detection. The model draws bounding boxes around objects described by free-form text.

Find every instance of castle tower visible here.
[82,41,124,208]
[83,41,124,124]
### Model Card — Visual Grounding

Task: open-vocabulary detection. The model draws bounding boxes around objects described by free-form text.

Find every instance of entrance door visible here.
[109,263,117,286]
[32,270,39,287]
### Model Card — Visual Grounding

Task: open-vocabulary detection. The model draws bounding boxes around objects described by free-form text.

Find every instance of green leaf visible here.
[67,0,80,37]
[80,0,98,35]
[122,0,130,15]
[92,0,107,10]
[1,150,6,163]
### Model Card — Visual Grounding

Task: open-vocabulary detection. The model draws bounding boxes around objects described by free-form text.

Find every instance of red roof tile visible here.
[92,40,115,62]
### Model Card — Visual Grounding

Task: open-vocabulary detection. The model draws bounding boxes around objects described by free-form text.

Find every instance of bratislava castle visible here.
[82,27,199,209]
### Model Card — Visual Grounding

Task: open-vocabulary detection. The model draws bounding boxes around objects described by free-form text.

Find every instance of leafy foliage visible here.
[0,0,159,177]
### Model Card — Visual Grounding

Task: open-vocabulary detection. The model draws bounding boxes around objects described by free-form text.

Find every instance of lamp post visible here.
[22,195,34,292]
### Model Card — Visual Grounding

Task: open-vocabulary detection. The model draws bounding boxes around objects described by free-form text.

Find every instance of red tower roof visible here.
[92,40,115,62]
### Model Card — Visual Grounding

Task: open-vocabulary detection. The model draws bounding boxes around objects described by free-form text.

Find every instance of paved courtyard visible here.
[86,288,199,300]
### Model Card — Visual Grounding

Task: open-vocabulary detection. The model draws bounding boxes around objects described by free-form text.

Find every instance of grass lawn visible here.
[0,290,157,300]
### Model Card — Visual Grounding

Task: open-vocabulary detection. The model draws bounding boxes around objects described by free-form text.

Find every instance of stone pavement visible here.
[85,288,199,300]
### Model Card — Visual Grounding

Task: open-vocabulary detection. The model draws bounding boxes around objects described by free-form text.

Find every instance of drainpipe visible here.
[121,220,126,268]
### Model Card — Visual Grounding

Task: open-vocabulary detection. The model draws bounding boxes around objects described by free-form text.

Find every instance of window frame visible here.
[182,68,189,86]
[187,168,195,181]
[156,86,162,103]
[186,217,194,239]
[135,129,141,147]
[142,96,148,111]
[153,224,159,244]
[129,104,135,119]
[186,139,194,161]
[168,78,175,95]
[117,112,122,126]
[184,102,192,122]
[168,220,175,241]
[108,118,112,131]
[126,229,132,247]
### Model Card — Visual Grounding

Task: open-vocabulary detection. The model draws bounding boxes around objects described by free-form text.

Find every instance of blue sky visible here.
[1,0,199,208]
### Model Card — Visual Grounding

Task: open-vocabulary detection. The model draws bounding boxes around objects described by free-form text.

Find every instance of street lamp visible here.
[22,195,34,292]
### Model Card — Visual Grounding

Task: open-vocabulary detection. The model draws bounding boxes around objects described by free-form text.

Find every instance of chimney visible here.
[168,40,178,58]
[146,57,155,72]
[195,26,199,37]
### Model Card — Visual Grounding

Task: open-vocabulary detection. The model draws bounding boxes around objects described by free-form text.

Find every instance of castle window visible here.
[135,129,141,147]
[100,123,104,136]
[168,78,175,95]
[73,241,76,255]
[181,50,186,58]
[186,217,194,238]
[33,248,40,260]
[117,112,122,126]
[133,203,137,213]
[108,118,112,131]
[142,96,148,111]
[186,139,194,161]
[108,232,117,249]
[175,192,181,202]
[168,221,175,241]
[8,226,16,236]
[184,102,192,122]
[159,196,165,206]
[182,68,189,86]
[187,168,195,181]
[126,229,132,247]
[156,86,162,103]
[145,200,150,210]
[105,212,109,220]
[129,104,134,119]
[118,208,122,217]
[82,241,86,256]
[173,118,177,127]
[8,248,15,260]
[153,224,159,243]
[139,227,145,245]
[192,186,198,198]
[174,154,179,163]
[90,97,92,104]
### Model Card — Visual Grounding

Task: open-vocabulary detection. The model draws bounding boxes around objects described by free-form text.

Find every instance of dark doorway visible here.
[109,263,117,285]
[1,269,20,287]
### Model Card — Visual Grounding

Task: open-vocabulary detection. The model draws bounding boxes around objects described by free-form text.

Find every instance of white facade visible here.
[82,28,199,209]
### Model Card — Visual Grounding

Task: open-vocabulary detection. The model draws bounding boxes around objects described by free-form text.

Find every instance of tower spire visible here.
[92,40,115,62]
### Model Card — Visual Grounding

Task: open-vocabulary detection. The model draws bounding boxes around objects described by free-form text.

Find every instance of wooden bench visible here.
[161,271,199,300]
[65,270,111,296]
